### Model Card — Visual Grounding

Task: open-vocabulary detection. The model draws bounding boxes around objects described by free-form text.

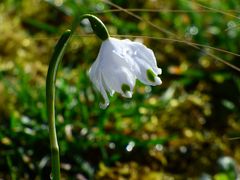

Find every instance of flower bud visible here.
[82,14,109,41]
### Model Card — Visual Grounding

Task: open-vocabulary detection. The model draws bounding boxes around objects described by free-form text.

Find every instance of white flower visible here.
[89,37,162,109]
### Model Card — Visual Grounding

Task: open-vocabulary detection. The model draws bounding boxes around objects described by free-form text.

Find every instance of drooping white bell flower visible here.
[89,37,162,109]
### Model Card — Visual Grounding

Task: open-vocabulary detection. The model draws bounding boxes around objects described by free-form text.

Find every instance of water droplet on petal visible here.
[133,51,137,56]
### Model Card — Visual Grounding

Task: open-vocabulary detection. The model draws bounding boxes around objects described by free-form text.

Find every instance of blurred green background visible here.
[1,0,240,179]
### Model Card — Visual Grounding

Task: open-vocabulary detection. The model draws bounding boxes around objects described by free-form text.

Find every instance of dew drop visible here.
[50,173,53,180]
[96,3,105,11]
[54,0,63,6]
[227,21,237,29]
[126,141,135,152]
[155,144,163,151]
[109,142,116,149]
[189,26,198,35]
[80,128,88,136]
[144,86,152,93]
[179,146,187,154]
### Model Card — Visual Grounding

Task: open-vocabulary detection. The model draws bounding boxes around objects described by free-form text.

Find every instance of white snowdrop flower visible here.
[89,37,162,109]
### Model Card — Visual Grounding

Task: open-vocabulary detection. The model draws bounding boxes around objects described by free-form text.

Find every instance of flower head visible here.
[89,37,162,109]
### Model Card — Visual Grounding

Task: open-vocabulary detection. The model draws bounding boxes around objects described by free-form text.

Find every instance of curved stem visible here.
[46,14,108,179]
[46,30,72,180]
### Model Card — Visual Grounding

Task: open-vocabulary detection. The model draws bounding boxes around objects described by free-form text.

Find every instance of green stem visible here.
[46,14,109,179]
[46,30,72,180]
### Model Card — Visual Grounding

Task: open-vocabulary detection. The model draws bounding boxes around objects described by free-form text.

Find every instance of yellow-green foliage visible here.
[0,0,240,179]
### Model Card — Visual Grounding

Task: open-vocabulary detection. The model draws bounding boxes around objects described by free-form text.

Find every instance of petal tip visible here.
[154,77,162,85]
[99,102,109,109]
[157,68,162,75]
[123,91,133,98]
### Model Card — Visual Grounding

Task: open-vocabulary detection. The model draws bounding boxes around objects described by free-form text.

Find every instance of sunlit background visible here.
[1,0,240,179]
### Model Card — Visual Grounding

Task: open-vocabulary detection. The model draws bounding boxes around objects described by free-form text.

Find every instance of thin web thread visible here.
[95,9,240,14]
[71,34,240,58]
[101,0,240,72]
[191,2,240,31]
[193,1,240,20]
[100,0,240,140]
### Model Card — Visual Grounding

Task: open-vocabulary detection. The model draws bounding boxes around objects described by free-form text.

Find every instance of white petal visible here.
[89,58,99,83]
[88,37,162,108]
[101,53,136,97]
[128,41,161,74]
[154,76,162,85]
[98,74,110,109]
[89,42,114,95]
[121,40,162,85]
[89,58,110,109]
